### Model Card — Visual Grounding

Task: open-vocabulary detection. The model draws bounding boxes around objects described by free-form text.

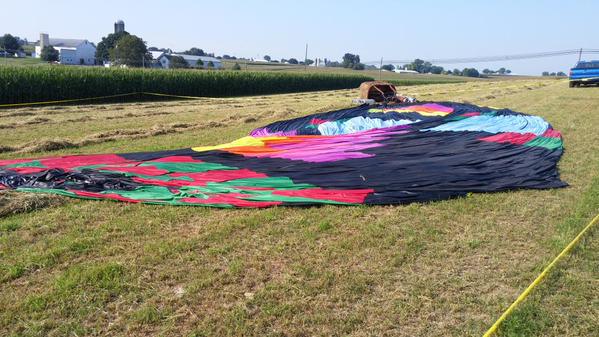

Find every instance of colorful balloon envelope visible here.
[0,102,566,208]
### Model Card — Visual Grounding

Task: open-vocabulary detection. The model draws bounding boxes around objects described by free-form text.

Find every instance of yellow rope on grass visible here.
[483,212,599,337]
[0,92,140,107]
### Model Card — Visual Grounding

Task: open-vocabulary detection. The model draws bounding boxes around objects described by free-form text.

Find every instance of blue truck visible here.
[569,60,599,87]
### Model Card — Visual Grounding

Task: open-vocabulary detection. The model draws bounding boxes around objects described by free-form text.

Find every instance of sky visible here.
[3,0,598,75]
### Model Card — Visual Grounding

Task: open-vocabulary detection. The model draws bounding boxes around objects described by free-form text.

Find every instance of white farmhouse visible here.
[154,52,223,69]
[34,33,96,65]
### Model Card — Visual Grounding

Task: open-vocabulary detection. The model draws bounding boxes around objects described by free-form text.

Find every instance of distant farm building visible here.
[34,33,96,65]
[394,69,418,74]
[152,52,223,69]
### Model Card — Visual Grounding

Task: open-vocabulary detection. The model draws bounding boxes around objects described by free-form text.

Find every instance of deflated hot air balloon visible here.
[0,101,566,208]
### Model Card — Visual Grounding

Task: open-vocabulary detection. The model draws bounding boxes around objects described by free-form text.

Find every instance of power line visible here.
[364,49,599,65]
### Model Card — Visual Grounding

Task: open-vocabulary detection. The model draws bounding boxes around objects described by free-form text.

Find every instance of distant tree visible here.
[288,58,298,64]
[280,58,287,63]
[556,71,566,77]
[170,56,188,68]
[430,65,444,74]
[381,64,395,71]
[497,67,506,74]
[196,59,204,67]
[40,45,59,62]
[506,69,512,74]
[352,63,365,70]
[462,68,480,77]
[305,59,314,65]
[482,69,492,74]
[264,55,271,61]
[542,71,550,76]
[207,61,215,69]
[109,34,150,67]
[185,47,205,56]
[404,59,437,73]
[549,72,556,76]
[232,62,242,70]
[0,34,21,52]
[96,31,129,62]
[342,53,360,69]
[327,61,341,67]
[453,68,462,76]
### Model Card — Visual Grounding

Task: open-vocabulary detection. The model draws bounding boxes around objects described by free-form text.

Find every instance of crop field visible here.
[0,79,597,336]
[0,65,371,105]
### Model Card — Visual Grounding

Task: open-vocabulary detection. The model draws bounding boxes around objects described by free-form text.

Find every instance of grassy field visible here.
[0,79,597,336]
[220,59,484,84]
[0,57,46,67]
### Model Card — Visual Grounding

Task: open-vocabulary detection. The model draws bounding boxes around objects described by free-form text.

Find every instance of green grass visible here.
[0,56,46,67]
[0,79,597,336]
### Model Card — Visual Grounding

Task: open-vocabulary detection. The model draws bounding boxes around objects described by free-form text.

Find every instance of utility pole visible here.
[379,57,383,80]
[304,43,308,71]
[578,48,583,62]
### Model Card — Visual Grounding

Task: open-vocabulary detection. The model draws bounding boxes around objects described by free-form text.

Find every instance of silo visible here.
[114,20,125,34]
[40,33,49,49]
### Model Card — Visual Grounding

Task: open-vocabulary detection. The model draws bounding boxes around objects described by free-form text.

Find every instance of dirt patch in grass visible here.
[18,139,77,153]
[0,191,67,218]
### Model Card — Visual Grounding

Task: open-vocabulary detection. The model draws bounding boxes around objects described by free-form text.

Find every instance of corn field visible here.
[0,66,373,104]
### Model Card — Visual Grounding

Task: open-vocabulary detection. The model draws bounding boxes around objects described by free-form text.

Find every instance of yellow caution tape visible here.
[0,92,140,108]
[483,212,599,337]
[0,91,212,108]
[141,92,205,100]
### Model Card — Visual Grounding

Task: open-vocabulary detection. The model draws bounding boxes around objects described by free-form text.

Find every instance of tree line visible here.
[379,59,513,78]
[542,71,567,77]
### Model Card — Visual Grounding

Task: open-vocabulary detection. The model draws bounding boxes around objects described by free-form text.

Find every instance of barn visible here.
[153,52,223,69]
[34,33,96,65]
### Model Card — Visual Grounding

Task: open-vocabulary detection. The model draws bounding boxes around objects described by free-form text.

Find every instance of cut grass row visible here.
[0,65,372,104]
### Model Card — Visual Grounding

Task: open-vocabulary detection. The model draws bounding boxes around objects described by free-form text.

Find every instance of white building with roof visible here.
[153,52,223,69]
[34,33,96,65]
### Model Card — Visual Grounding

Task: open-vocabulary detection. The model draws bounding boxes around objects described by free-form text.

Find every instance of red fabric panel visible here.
[273,188,374,203]
[0,158,37,166]
[310,118,328,125]
[71,190,141,203]
[149,156,204,163]
[40,154,130,170]
[542,129,561,138]
[170,169,268,183]
[132,169,269,187]
[479,132,537,145]
[9,167,48,174]
[100,165,168,176]
[181,194,281,208]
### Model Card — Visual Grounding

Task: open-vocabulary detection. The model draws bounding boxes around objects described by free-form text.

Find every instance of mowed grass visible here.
[0,79,597,336]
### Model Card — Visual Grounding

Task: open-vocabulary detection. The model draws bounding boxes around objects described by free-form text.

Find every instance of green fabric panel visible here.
[5,161,45,168]
[95,171,194,181]
[219,177,315,190]
[104,186,176,200]
[16,187,78,198]
[524,137,563,150]
[140,162,236,173]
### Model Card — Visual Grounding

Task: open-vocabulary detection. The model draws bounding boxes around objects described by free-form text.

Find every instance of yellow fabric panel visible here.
[192,136,287,152]
[368,108,449,116]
